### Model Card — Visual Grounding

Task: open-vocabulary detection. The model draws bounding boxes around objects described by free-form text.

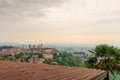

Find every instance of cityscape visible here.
[0,0,120,80]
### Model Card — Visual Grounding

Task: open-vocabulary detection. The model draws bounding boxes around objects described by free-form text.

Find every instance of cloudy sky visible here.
[0,0,120,44]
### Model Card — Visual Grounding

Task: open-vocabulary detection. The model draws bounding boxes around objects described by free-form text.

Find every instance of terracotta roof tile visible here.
[0,60,107,80]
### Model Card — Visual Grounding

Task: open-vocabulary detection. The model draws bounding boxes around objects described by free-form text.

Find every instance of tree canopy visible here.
[85,44,120,79]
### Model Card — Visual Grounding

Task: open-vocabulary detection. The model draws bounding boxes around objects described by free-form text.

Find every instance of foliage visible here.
[0,46,14,51]
[44,59,53,64]
[110,73,120,80]
[85,44,120,78]
[37,53,43,58]
[14,53,28,62]
[14,53,24,59]
[0,54,5,60]
[54,52,83,67]
[4,54,15,61]
[85,57,97,68]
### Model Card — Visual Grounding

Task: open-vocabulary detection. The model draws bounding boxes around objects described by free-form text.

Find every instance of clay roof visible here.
[0,60,107,80]
[42,48,60,53]
[0,48,22,56]
[43,53,53,55]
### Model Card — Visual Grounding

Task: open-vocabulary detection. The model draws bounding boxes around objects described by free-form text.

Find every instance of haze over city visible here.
[0,0,120,44]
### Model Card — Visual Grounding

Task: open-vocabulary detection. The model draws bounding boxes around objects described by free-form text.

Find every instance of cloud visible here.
[0,0,120,44]
[0,0,64,21]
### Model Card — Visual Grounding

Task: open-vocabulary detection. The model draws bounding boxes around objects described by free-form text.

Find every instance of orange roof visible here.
[42,48,60,53]
[0,48,22,55]
[0,60,107,80]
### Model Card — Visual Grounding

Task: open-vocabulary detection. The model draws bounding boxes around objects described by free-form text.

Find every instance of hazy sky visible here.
[0,0,120,44]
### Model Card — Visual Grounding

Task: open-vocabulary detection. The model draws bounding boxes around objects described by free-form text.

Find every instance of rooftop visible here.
[0,60,107,80]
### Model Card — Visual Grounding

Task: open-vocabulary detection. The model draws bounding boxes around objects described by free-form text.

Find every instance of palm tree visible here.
[85,44,120,80]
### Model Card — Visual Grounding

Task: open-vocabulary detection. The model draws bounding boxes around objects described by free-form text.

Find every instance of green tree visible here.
[85,44,120,80]
[14,53,26,62]
[56,53,82,67]
[0,46,14,51]
[0,54,5,60]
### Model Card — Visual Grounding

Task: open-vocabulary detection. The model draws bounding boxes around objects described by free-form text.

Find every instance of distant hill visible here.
[0,46,14,51]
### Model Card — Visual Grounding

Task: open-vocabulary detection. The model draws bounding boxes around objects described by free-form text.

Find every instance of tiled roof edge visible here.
[92,71,107,80]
